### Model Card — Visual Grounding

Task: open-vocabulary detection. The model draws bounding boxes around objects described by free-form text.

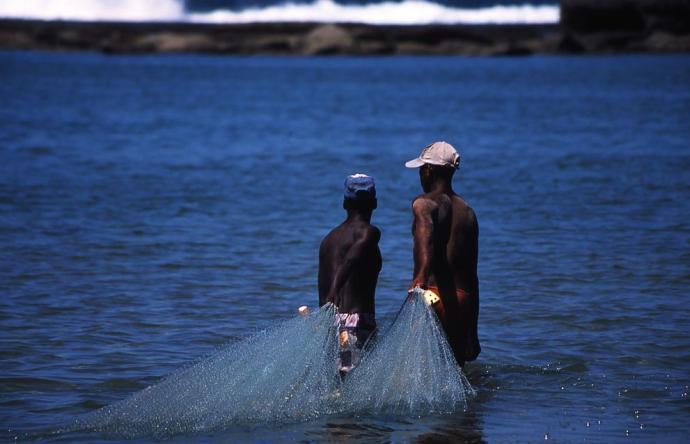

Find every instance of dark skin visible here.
[409,163,480,366]
[319,196,382,314]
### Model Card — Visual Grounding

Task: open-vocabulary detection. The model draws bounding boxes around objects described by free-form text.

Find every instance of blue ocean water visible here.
[1,52,689,442]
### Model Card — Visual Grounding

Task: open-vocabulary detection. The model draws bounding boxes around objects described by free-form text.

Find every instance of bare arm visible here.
[470,210,479,298]
[318,240,329,306]
[326,227,379,306]
[409,198,436,292]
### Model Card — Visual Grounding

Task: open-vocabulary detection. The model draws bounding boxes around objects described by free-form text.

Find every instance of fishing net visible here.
[338,290,475,415]
[74,303,341,438]
[72,293,474,438]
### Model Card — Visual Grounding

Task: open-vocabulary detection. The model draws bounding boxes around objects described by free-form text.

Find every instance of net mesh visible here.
[339,291,475,415]
[72,294,474,438]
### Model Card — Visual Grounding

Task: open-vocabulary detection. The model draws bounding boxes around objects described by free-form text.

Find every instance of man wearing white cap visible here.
[319,174,381,375]
[405,141,480,367]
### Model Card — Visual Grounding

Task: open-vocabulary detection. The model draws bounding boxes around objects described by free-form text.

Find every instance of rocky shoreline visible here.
[1,1,689,56]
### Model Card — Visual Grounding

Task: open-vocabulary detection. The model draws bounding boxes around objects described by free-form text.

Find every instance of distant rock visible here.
[0,17,688,56]
[0,28,33,49]
[488,43,534,56]
[133,32,214,52]
[642,31,690,52]
[556,33,586,53]
[561,0,690,34]
[301,24,353,55]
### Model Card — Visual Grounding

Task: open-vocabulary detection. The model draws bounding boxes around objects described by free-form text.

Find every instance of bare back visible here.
[447,194,479,294]
[318,219,381,314]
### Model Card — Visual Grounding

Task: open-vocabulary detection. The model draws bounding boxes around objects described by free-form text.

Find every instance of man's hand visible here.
[406,280,426,301]
[326,289,340,307]
[408,279,426,292]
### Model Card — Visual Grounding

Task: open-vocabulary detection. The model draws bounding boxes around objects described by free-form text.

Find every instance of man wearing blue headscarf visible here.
[319,174,381,376]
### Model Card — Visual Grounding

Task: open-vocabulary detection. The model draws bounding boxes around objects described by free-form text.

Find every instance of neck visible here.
[428,177,453,194]
[346,209,372,223]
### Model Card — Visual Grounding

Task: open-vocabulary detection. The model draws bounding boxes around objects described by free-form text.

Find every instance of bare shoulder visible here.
[412,193,450,214]
[319,225,341,253]
[451,194,478,227]
[450,193,470,209]
[360,223,381,244]
[412,195,435,214]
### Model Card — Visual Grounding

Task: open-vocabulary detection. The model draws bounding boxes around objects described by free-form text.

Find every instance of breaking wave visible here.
[0,0,185,22]
[0,0,559,25]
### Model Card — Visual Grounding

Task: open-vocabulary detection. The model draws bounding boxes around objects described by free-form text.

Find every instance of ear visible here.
[418,165,426,177]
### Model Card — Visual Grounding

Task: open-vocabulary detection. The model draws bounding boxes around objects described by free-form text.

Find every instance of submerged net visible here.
[338,292,475,415]
[74,304,341,438]
[72,295,474,438]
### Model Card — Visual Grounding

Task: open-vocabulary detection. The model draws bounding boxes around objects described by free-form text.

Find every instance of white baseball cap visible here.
[405,141,460,169]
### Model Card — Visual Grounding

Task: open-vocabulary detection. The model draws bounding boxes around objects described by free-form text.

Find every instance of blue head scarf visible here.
[344,173,376,200]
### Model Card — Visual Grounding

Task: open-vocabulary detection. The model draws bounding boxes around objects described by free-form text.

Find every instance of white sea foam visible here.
[69,295,474,439]
[0,0,559,25]
[188,0,559,25]
[0,0,185,22]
